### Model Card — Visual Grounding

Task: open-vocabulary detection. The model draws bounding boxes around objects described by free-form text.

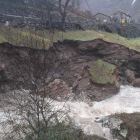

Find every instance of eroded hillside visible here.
[1,39,140,102]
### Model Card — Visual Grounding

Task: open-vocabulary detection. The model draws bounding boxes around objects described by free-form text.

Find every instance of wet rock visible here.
[102,117,127,140]
[115,81,120,92]
[76,118,104,137]
[133,78,140,87]
[40,79,70,101]
[125,69,135,83]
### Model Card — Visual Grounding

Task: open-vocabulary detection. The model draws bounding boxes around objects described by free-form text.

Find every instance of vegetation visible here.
[88,60,116,84]
[0,26,52,49]
[26,122,105,140]
[0,25,140,52]
[0,89,106,140]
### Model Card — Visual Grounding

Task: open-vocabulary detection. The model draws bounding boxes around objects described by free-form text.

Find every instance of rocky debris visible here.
[102,113,140,140]
[39,79,71,101]
[72,59,120,101]
[1,39,140,101]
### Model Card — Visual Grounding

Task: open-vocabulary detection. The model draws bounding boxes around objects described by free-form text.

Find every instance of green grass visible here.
[0,25,52,49]
[0,34,7,44]
[33,29,140,52]
[0,25,140,52]
[58,30,140,52]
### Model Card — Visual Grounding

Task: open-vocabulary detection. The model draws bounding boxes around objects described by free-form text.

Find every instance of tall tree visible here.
[40,0,55,30]
[45,0,55,30]
[58,0,71,30]
[58,0,82,30]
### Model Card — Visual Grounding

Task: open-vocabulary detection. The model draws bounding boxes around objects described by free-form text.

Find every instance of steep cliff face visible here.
[0,39,140,101]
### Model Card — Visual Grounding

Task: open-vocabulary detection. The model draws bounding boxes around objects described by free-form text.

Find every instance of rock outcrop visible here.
[101,113,140,140]
[1,39,140,101]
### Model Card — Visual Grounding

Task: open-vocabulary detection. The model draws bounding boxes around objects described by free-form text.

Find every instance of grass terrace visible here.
[0,25,140,52]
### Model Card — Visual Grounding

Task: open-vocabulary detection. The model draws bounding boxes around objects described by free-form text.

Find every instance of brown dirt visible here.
[1,39,140,101]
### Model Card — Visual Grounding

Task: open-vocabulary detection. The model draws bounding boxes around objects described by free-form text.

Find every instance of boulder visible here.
[125,69,135,83]
[133,78,140,87]
[39,79,71,101]
[88,60,116,85]
[73,60,120,101]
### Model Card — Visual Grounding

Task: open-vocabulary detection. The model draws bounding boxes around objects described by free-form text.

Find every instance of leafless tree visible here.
[44,0,55,30]
[0,37,88,139]
[0,37,69,139]
[58,0,82,30]
[58,0,71,30]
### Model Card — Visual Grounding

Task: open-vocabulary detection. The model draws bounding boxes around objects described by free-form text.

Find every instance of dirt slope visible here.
[0,39,140,101]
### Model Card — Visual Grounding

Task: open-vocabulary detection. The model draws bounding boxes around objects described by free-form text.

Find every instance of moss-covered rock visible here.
[88,59,116,85]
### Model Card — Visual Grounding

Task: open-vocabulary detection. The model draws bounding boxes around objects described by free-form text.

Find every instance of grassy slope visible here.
[59,30,140,52]
[0,25,140,52]
[0,26,52,49]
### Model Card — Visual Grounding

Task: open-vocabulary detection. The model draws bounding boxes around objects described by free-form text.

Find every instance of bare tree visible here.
[44,0,55,30]
[0,37,69,140]
[0,39,89,140]
[58,0,82,31]
[58,0,71,30]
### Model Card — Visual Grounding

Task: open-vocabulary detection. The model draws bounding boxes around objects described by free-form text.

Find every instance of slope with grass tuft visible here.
[0,25,140,52]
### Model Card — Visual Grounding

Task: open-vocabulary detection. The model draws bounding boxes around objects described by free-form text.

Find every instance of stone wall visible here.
[0,14,85,30]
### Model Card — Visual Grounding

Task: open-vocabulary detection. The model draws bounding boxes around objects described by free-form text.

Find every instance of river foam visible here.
[51,85,140,139]
[53,85,140,119]
[1,85,140,139]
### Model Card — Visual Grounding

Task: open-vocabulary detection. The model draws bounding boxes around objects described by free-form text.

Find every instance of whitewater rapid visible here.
[0,85,140,139]
[51,85,140,139]
[53,85,140,119]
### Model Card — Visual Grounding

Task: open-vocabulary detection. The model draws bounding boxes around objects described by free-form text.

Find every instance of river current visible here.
[51,85,140,139]
[0,85,140,139]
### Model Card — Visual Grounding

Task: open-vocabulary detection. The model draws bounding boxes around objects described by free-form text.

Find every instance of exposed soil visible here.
[0,39,140,101]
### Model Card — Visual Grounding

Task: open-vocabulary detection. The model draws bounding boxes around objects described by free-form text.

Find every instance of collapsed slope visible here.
[1,39,140,101]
